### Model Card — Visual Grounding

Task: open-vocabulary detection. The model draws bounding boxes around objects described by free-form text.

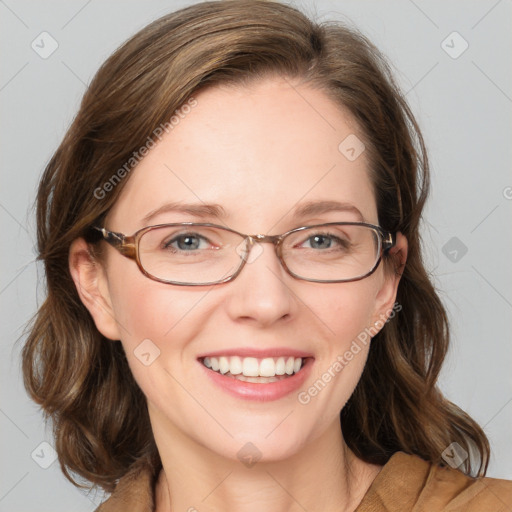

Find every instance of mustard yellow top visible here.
[96,451,512,512]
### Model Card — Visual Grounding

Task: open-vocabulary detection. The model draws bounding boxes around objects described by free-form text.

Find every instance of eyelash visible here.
[163,231,349,252]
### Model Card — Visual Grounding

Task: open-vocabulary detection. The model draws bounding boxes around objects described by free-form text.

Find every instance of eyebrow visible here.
[142,199,365,224]
[142,202,227,224]
[293,200,365,222]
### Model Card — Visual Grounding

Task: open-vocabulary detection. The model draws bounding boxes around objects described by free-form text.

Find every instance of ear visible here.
[370,231,407,328]
[68,238,121,340]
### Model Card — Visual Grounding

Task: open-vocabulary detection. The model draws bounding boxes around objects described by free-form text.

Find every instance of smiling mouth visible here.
[200,356,309,383]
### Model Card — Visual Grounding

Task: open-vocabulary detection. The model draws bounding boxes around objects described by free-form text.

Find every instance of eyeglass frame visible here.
[87,221,396,286]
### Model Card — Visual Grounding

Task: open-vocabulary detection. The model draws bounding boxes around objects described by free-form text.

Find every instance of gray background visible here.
[1,0,511,510]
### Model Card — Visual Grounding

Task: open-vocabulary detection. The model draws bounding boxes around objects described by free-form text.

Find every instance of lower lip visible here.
[199,358,314,401]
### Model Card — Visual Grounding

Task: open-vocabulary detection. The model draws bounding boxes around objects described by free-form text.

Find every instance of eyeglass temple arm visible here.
[88,227,136,258]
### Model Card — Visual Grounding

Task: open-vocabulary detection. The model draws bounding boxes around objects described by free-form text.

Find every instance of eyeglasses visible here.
[88,222,396,286]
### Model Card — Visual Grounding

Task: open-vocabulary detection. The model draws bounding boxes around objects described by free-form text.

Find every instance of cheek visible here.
[106,275,204,403]
[314,278,378,348]
[105,260,200,358]
[300,279,379,417]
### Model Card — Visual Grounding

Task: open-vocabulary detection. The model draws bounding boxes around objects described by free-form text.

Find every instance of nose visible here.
[224,239,294,327]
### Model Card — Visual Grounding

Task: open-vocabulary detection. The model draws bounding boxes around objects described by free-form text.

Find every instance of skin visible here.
[70,76,407,512]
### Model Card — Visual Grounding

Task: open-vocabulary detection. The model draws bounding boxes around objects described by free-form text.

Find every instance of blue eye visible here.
[305,234,333,249]
[164,233,209,251]
[300,232,349,250]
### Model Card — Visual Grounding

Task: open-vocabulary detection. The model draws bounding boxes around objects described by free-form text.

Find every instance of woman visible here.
[22,1,512,510]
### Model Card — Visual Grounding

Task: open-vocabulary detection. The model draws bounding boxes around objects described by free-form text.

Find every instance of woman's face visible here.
[84,77,403,463]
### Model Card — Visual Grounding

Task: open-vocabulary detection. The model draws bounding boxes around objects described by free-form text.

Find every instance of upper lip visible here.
[197,348,314,359]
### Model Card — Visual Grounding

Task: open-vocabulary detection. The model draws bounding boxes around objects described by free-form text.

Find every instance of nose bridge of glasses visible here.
[238,233,284,265]
[245,233,284,255]
[251,233,283,245]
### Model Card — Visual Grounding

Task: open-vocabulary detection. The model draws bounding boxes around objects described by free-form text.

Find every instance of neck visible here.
[152,412,381,512]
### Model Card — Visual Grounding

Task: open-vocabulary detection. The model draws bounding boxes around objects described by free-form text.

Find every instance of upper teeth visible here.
[202,356,303,377]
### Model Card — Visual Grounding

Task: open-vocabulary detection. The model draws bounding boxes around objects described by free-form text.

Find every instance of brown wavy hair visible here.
[22,0,490,493]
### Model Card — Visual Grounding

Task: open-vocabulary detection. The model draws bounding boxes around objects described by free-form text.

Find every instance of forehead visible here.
[106,77,377,232]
